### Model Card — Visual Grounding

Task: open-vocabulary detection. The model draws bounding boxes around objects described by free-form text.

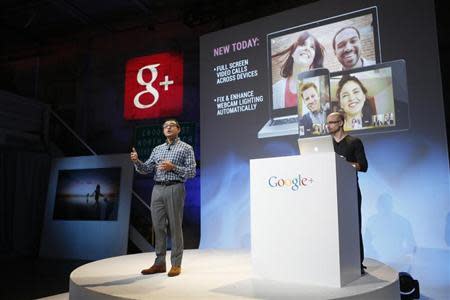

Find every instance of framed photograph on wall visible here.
[40,154,134,260]
[53,167,122,221]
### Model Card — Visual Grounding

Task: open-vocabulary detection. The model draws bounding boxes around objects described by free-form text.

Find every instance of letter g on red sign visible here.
[124,52,183,120]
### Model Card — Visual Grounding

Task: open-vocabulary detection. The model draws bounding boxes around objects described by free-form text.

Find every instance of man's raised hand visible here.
[130,147,139,162]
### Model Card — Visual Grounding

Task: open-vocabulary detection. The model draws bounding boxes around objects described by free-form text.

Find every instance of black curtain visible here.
[0,150,51,256]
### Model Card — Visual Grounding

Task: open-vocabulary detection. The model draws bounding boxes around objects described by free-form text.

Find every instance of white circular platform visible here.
[69,249,400,299]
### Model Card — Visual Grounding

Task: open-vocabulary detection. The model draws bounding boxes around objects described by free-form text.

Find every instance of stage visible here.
[69,249,400,299]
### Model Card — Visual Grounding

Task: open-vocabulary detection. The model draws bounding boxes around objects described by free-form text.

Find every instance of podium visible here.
[250,152,361,287]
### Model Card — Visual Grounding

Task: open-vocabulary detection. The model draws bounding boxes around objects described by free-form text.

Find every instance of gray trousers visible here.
[151,183,185,267]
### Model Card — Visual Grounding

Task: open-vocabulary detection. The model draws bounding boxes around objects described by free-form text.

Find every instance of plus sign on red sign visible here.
[124,52,183,120]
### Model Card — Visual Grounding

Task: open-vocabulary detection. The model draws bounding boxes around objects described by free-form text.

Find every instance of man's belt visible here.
[154,180,182,186]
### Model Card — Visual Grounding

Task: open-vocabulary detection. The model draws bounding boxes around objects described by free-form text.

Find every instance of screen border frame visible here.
[266,6,381,119]
[326,59,409,137]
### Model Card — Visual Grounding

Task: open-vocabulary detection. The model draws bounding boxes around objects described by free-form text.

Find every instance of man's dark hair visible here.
[163,118,181,129]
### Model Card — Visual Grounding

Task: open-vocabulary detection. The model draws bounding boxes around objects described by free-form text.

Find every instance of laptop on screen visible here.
[258,6,381,139]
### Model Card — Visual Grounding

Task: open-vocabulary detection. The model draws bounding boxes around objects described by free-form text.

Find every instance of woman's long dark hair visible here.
[272,31,325,78]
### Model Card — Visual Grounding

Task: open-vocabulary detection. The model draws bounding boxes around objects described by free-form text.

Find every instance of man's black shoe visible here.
[361,264,367,275]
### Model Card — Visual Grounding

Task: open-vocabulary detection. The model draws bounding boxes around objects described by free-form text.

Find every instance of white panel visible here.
[39,154,134,260]
[250,153,360,287]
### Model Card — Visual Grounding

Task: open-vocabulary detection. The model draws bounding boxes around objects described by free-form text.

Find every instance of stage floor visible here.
[70,249,400,299]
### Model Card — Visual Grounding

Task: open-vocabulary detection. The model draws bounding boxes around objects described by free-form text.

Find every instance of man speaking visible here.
[130,119,196,277]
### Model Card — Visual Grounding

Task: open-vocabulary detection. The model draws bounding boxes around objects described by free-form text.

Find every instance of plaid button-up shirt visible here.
[134,138,196,182]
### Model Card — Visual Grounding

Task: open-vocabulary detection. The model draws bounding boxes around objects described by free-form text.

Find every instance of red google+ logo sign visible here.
[124,52,183,120]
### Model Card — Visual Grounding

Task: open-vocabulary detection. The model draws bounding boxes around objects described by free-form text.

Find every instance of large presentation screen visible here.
[200,0,449,295]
